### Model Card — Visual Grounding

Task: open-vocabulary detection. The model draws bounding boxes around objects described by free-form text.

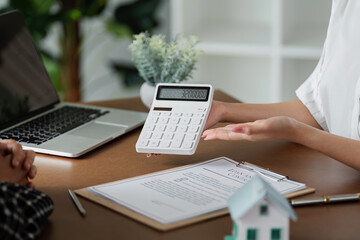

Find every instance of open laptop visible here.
[0,11,147,157]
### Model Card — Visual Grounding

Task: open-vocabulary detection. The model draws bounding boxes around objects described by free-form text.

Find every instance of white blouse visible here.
[296,0,360,140]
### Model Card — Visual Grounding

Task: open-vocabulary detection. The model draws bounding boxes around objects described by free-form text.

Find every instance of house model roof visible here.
[228,174,297,221]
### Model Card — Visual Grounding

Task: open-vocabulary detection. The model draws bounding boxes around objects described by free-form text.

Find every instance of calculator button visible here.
[184,113,193,117]
[171,137,183,148]
[182,141,194,149]
[149,140,160,147]
[159,117,169,124]
[155,125,166,132]
[185,133,196,141]
[194,113,204,117]
[191,118,202,125]
[172,134,184,147]
[174,133,185,140]
[178,126,188,133]
[180,118,191,125]
[144,124,155,131]
[149,117,158,124]
[138,139,149,146]
[188,126,199,133]
[152,132,163,139]
[170,117,180,124]
[167,125,177,132]
[160,140,171,148]
[164,133,174,140]
[161,112,171,116]
[174,112,182,117]
[197,108,207,112]
[152,112,161,116]
[142,131,152,139]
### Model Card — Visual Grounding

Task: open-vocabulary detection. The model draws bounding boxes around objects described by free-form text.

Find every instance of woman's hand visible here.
[0,140,37,186]
[202,116,299,142]
[204,101,227,130]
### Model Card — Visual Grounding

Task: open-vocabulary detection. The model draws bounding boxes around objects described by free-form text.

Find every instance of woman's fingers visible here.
[146,153,160,158]
[202,123,259,141]
[203,117,294,142]
[203,124,241,139]
[203,127,237,140]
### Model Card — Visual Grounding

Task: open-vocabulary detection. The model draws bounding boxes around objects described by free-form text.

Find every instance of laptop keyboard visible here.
[0,106,109,145]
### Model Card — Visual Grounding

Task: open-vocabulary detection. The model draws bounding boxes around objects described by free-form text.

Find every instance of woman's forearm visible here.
[220,100,322,129]
[290,122,360,170]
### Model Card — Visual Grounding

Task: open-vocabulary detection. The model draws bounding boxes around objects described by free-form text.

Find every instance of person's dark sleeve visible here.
[0,181,54,240]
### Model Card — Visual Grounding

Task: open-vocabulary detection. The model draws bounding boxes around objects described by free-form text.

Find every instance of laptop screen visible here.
[0,11,59,130]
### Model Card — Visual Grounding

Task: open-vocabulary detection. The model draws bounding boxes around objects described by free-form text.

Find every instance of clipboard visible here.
[75,157,315,231]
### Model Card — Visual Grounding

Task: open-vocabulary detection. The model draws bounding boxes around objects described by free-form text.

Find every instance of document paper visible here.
[88,157,305,224]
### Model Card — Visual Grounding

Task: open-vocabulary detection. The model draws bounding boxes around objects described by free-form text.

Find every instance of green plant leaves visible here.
[129,32,202,85]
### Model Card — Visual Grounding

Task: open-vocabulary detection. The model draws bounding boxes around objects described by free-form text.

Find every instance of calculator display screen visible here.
[156,86,210,101]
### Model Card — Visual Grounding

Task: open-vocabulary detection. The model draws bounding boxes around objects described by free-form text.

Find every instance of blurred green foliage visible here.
[0,0,107,43]
[0,0,162,96]
[0,0,107,96]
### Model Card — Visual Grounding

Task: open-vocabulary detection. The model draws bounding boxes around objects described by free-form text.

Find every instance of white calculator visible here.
[136,83,214,155]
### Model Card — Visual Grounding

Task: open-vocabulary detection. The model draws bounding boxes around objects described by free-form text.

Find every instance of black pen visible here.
[68,189,86,216]
[290,193,360,206]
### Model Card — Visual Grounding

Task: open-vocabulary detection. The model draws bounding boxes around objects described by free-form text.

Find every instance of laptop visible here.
[0,11,147,157]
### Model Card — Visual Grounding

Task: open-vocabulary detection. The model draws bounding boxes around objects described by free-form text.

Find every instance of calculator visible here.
[136,83,214,155]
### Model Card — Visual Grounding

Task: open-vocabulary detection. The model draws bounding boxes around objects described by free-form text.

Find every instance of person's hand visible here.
[204,101,226,130]
[0,140,36,185]
[146,153,160,158]
[202,116,298,142]
[0,154,31,186]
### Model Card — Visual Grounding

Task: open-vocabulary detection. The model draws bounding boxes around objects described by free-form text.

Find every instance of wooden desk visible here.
[36,91,360,240]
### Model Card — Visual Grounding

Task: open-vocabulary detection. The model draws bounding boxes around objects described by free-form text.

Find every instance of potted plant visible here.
[129,32,202,108]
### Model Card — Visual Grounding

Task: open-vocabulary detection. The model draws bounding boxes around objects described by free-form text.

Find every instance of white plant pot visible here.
[140,82,156,109]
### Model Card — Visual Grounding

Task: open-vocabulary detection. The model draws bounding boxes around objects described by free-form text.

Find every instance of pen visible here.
[290,193,360,207]
[68,189,86,216]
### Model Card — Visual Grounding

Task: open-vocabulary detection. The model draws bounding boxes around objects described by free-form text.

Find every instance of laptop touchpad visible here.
[69,122,126,139]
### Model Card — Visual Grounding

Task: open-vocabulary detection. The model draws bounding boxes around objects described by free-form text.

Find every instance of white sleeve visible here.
[295,56,329,132]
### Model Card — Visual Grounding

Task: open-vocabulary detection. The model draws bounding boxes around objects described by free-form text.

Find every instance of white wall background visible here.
[170,0,331,103]
[1,0,332,103]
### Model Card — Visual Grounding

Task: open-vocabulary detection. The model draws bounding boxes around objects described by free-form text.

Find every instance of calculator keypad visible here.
[139,110,206,151]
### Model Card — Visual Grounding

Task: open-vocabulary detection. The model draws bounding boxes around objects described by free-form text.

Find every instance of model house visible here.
[225,175,297,240]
